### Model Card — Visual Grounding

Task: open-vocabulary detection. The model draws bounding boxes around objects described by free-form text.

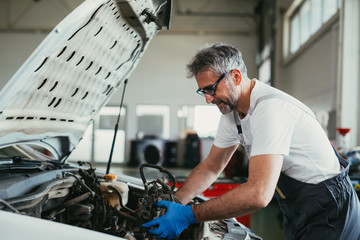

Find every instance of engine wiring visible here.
[0,162,196,239]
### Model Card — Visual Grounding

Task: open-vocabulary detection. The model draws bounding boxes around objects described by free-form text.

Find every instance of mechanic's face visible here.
[196,70,238,114]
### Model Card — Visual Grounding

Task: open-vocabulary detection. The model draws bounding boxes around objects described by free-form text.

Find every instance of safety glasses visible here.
[196,72,227,97]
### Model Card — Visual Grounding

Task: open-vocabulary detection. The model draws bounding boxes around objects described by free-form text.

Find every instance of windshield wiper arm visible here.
[0,156,43,170]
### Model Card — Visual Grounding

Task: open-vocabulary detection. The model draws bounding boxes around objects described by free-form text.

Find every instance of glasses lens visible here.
[197,88,215,97]
[203,89,215,96]
[196,89,205,96]
[196,72,226,97]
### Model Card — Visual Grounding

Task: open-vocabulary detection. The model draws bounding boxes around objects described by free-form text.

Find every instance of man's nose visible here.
[205,94,214,104]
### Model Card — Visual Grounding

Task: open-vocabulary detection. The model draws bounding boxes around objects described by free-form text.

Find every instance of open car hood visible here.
[0,2,264,239]
[0,0,172,163]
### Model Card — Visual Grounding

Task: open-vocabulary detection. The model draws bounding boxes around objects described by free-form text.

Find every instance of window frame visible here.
[283,0,341,63]
[178,105,221,139]
[135,104,171,139]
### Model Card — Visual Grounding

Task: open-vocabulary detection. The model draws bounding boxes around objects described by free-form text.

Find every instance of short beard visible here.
[218,101,234,114]
[214,94,237,115]
[219,80,238,114]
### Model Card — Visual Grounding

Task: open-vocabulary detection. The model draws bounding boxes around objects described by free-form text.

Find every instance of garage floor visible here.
[251,200,284,239]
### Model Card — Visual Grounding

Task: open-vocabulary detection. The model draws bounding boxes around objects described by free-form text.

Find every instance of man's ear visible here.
[234,69,242,86]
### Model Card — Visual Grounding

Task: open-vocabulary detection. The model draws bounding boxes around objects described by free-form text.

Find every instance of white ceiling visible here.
[0,0,259,34]
[0,0,83,31]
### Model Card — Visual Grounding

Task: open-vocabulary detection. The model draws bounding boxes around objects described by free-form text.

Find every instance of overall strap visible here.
[233,111,242,134]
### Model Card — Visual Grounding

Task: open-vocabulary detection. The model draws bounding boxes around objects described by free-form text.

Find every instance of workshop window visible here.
[136,105,170,139]
[322,0,340,23]
[179,105,221,138]
[194,106,221,138]
[290,12,301,54]
[299,0,311,45]
[310,0,322,35]
[284,0,341,57]
[67,106,127,164]
[94,106,126,163]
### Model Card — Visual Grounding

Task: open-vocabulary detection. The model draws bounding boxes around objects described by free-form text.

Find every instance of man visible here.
[143,43,360,239]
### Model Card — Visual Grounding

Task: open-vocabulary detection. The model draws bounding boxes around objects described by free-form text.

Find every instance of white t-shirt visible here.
[214,79,341,184]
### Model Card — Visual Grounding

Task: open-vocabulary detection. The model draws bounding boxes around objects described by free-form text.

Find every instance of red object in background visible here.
[337,128,351,136]
[172,182,251,228]
[337,128,351,149]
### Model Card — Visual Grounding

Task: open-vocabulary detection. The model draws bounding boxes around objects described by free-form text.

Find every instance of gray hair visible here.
[186,43,248,79]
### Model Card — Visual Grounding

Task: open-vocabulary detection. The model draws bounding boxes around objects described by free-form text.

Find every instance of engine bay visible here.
[0,161,260,240]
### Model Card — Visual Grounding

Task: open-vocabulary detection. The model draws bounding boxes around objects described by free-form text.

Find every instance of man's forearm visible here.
[191,182,265,222]
[192,154,283,222]
[175,161,220,204]
[175,144,238,205]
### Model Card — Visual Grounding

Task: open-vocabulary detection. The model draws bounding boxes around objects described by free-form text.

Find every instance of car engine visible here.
[0,161,260,240]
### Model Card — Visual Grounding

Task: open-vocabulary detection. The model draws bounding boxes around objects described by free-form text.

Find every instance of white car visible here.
[0,0,261,239]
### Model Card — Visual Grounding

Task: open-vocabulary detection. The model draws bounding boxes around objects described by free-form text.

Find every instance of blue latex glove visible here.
[142,200,197,239]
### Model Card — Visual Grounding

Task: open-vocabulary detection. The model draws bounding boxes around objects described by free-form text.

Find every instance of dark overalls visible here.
[235,93,360,239]
[276,149,360,239]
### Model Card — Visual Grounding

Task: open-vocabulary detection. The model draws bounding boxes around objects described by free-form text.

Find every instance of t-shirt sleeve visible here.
[250,99,296,157]
[214,113,240,148]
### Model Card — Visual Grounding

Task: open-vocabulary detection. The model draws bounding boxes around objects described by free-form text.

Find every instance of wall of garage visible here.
[340,0,360,149]
[276,24,338,113]
[273,0,360,147]
[0,32,47,90]
[274,12,340,140]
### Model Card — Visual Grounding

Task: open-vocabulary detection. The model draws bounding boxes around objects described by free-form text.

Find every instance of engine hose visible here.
[58,192,92,208]
[139,163,177,194]
[0,199,19,213]
[112,208,140,225]
[65,172,95,198]
[155,179,174,201]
